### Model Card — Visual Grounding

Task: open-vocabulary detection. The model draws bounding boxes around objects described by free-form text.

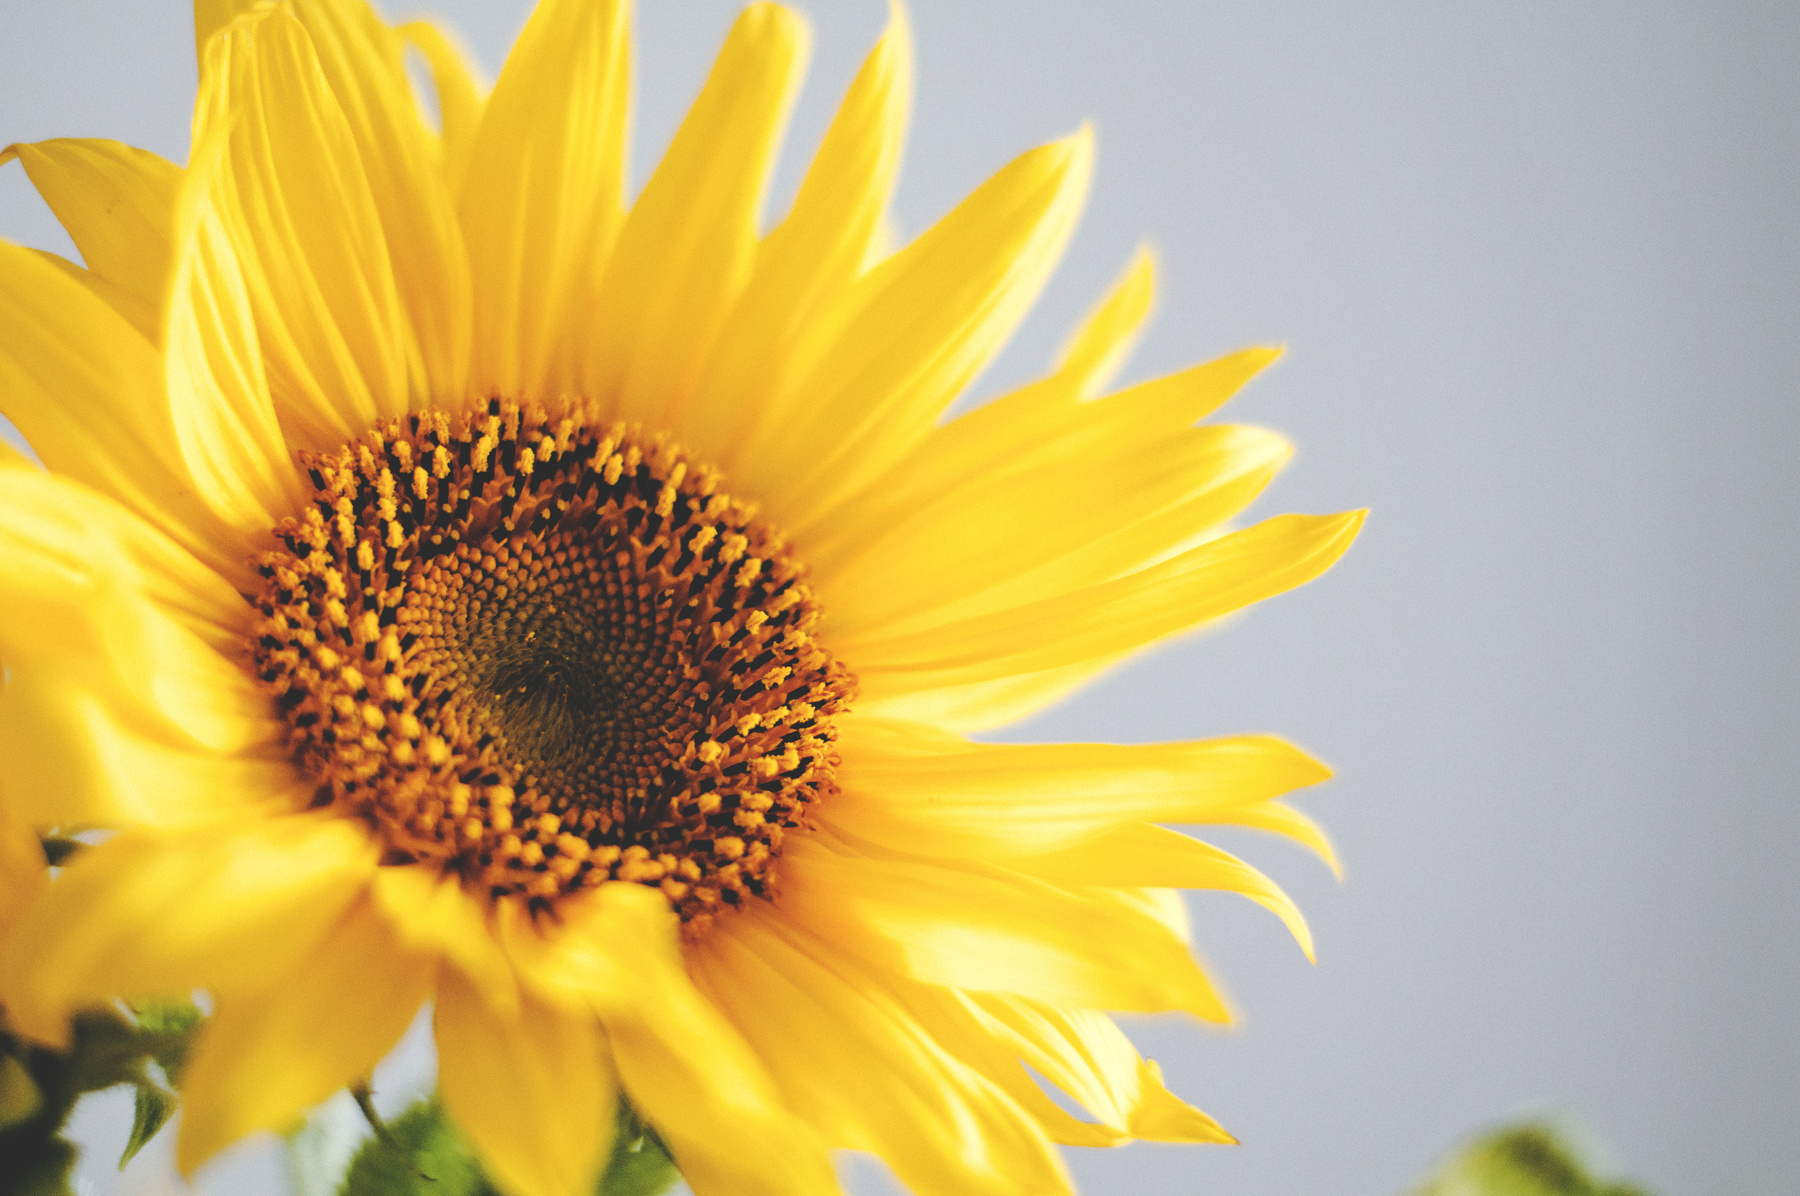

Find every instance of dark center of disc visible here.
[247,399,855,927]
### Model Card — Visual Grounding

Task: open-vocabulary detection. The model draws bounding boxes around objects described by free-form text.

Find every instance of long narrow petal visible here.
[857,654,1125,735]
[0,816,375,1043]
[689,905,1074,1195]
[780,838,1230,1021]
[0,669,289,836]
[862,974,1128,1148]
[824,239,1153,493]
[194,7,418,446]
[293,0,471,402]
[0,440,249,653]
[397,20,488,197]
[460,0,629,401]
[192,0,256,65]
[967,994,1235,1144]
[0,533,270,753]
[818,423,1292,639]
[1009,822,1315,960]
[849,510,1366,699]
[28,249,161,342]
[0,471,285,831]
[736,129,1091,529]
[499,884,837,1196]
[436,967,613,1196]
[176,890,434,1172]
[583,3,809,432]
[803,344,1283,573]
[824,719,1331,858]
[0,241,257,584]
[612,1017,837,1196]
[679,1,909,466]
[372,863,518,1015]
[165,121,306,548]
[0,139,180,328]
[1052,244,1157,398]
[1207,798,1342,875]
[0,462,261,877]
[0,799,48,944]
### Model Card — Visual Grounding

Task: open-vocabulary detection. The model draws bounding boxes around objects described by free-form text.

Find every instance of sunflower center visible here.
[248,400,854,926]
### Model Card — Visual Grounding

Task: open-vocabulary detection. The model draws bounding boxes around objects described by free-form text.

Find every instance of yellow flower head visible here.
[0,1,1363,1194]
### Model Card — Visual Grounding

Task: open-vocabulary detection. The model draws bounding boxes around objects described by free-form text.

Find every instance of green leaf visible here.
[2,1135,78,1196]
[120,1083,176,1169]
[1411,1124,1656,1196]
[61,1010,149,1097]
[0,1053,43,1131]
[130,997,204,1085]
[338,1098,495,1196]
[598,1102,678,1196]
[331,1090,681,1196]
[0,1002,211,1191]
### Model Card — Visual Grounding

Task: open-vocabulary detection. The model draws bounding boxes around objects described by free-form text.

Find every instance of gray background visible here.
[2,2,1796,1194]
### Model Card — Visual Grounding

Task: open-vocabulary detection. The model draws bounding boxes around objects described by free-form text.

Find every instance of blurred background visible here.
[1,2,1796,1194]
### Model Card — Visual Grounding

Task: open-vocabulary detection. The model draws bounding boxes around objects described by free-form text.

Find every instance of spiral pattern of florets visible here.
[248,399,854,928]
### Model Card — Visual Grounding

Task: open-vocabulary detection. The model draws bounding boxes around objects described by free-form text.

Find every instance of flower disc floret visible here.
[249,399,855,924]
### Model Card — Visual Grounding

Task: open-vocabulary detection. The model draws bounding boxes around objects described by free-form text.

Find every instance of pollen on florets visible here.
[247,399,854,928]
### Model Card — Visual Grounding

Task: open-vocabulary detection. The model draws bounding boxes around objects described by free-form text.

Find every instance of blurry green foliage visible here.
[1412,1123,1654,1196]
[336,1093,678,1196]
[0,999,205,1195]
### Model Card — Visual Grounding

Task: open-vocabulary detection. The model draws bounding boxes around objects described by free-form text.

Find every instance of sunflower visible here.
[0,1,1362,1193]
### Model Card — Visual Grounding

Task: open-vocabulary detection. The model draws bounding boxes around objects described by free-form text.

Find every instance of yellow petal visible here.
[612,1014,838,1196]
[0,665,290,835]
[371,863,518,1015]
[460,0,629,401]
[826,717,1331,857]
[959,445,1290,619]
[584,3,810,432]
[806,344,1283,565]
[780,837,1230,1021]
[0,139,181,334]
[858,654,1121,735]
[1011,822,1315,961]
[27,249,161,343]
[0,434,31,471]
[1208,798,1342,876]
[0,799,48,948]
[679,1,909,466]
[1053,243,1157,398]
[0,470,270,753]
[491,882,666,1010]
[739,129,1092,528]
[966,994,1235,1144]
[1,817,375,1043]
[285,0,472,404]
[192,0,257,65]
[819,423,1292,639]
[397,20,488,197]
[0,443,247,654]
[0,601,270,757]
[0,240,258,586]
[498,883,837,1196]
[436,966,613,1196]
[0,472,274,835]
[176,890,433,1172]
[194,6,420,446]
[165,119,306,547]
[688,905,1072,1195]
[869,975,1126,1149]
[849,509,1366,698]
